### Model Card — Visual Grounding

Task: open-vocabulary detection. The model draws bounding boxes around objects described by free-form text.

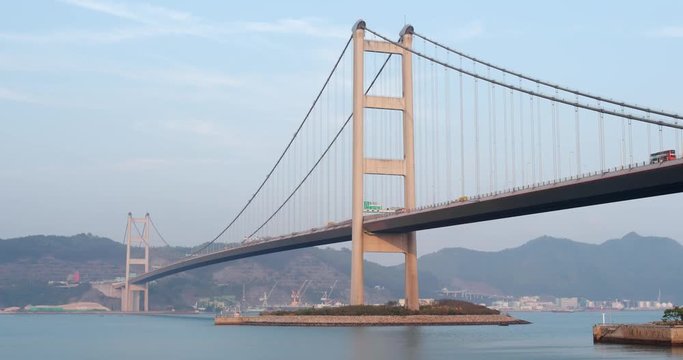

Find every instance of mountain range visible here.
[0,232,680,309]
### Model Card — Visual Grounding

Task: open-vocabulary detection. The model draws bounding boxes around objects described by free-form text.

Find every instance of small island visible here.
[215,300,529,326]
[593,307,683,346]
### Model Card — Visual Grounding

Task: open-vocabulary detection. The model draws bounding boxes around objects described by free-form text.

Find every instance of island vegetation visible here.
[262,299,499,316]
[661,306,683,324]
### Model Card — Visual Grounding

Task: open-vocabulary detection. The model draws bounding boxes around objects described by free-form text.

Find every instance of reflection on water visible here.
[0,311,680,359]
[595,343,683,357]
[351,326,422,360]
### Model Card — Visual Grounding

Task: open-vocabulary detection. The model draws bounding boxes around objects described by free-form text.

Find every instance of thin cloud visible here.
[0,1,346,43]
[0,27,170,43]
[113,157,172,172]
[0,86,106,109]
[650,26,683,38]
[244,18,347,39]
[60,0,196,25]
[112,156,231,173]
[0,87,39,104]
[0,53,241,89]
[164,120,223,137]
[451,20,485,41]
[160,119,249,149]
[115,67,241,88]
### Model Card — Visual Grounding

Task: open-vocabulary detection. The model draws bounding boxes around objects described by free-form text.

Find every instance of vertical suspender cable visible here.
[510,88,516,187]
[326,81,331,222]
[575,96,580,177]
[423,45,428,204]
[552,101,557,178]
[621,106,626,167]
[433,45,439,202]
[474,61,480,195]
[445,52,452,199]
[488,67,494,192]
[628,119,633,165]
[459,56,465,196]
[537,83,542,182]
[555,89,561,178]
[530,95,535,184]
[647,119,652,155]
[519,78,525,186]
[492,81,498,191]
[599,102,605,171]
[503,74,508,188]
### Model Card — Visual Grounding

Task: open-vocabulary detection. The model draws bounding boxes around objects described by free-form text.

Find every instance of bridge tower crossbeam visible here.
[350,20,419,310]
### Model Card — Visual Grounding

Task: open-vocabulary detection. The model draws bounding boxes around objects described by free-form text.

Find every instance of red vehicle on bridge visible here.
[650,150,676,164]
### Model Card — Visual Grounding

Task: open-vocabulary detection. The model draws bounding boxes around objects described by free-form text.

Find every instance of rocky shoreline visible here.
[215,314,529,326]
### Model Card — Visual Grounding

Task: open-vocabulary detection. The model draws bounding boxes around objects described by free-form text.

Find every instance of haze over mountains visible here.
[0,232,680,309]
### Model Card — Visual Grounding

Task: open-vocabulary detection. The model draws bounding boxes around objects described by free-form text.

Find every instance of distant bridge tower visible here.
[350,20,419,310]
[122,212,150,312]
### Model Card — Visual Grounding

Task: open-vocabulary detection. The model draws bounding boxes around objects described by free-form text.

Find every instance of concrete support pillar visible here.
[400,26,419,311]
[350,20,366,306]
[133,291,140,312]
[143,284,149,312]
[122,214,133,312]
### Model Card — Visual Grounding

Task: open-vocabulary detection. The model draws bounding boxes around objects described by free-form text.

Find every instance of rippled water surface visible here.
[1,311,681,359]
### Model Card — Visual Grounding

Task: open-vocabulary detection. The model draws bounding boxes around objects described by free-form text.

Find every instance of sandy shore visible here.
[215,314,529,326]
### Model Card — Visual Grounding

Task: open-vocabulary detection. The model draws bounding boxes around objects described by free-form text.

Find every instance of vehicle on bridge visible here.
[241,236,272,245]
[650,150,676,164]
[363,201,404,214]
[363,201,383,213]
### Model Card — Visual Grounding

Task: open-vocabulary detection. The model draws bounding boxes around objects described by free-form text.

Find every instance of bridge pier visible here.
[350,20,419,310]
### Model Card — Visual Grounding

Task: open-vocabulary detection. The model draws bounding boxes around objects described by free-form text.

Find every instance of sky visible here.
[1,1,683,264]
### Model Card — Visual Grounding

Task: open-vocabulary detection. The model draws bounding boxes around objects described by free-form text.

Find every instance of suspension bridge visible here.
[120,20,683,312]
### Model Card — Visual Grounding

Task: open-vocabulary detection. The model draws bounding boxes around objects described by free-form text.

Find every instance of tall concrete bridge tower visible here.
[350,21,419,310]
[122,212,150,312]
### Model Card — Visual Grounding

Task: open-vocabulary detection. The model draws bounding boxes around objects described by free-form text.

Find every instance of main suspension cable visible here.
[412,31,683,121]
[148,216,171,247]
[192,35,353,255]
[365,28,683,130]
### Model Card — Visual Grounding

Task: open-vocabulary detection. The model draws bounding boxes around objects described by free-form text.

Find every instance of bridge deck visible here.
[131,159,683,284]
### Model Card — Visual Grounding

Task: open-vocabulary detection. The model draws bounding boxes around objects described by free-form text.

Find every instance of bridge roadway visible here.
[131,159,683,284]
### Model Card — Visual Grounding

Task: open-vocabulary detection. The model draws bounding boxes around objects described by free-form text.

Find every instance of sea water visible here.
[0,311,680,359]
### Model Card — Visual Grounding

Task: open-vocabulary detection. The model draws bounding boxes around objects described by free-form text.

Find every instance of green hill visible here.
[418,232,683,302]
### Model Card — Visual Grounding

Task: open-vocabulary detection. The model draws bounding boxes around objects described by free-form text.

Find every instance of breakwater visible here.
[593,323,683,346]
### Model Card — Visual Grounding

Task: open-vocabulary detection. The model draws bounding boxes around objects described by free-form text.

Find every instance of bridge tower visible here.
[122,212,150,312]
[350,20,419,310]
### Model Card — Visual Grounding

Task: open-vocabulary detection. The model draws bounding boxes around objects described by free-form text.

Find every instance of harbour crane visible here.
[290,280,310,307]
[259,280,278,308]
[320,280,337,305]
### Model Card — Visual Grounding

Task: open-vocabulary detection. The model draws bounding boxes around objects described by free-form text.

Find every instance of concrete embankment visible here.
[593,324,683,346]
[215,314,529,326]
